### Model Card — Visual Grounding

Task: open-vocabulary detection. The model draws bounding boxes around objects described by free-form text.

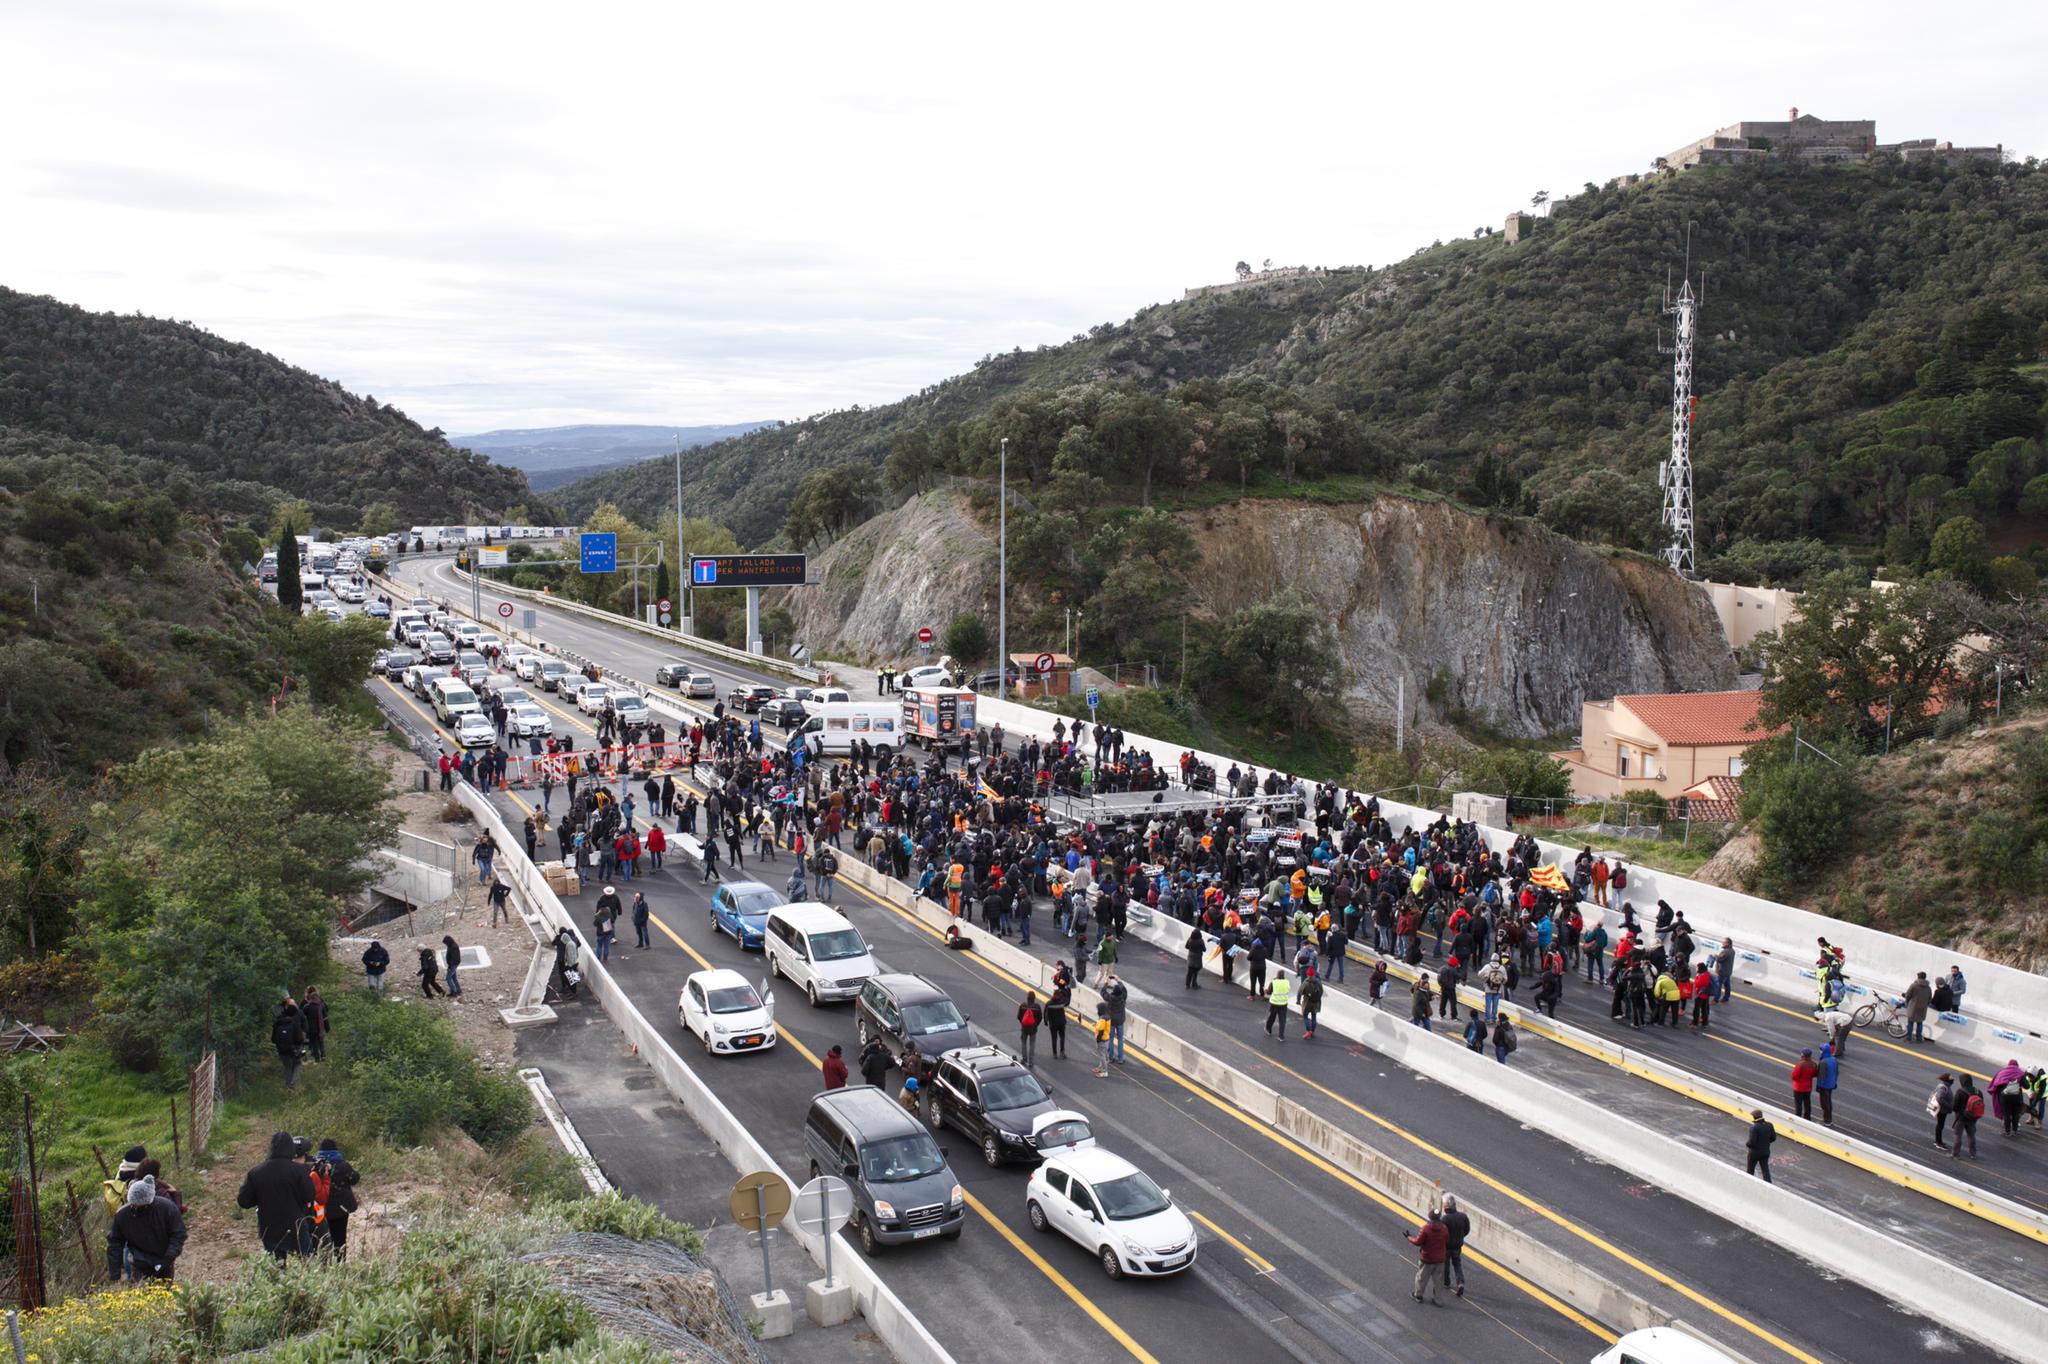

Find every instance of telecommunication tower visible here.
[1657,272,1702,578]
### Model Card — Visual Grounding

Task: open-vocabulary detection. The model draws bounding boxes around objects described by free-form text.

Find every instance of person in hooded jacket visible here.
[106,1174,185,1281]
[1184,923,1206,989]
[312,1139,360,1259]
[272,996,307,1093]
[237,1131,318,1260]
[1814,1043,1840,1126]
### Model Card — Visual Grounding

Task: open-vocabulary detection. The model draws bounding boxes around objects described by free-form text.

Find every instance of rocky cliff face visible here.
[791,490,1734,737]
[778,490,998,663]
[1182,499,1734,736]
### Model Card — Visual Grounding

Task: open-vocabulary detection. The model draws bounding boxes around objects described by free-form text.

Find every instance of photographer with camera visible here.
[308,1138,361,1259]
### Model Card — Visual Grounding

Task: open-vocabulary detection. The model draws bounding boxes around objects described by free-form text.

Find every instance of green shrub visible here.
[1962,810,2039,889]
[547,1191,705,1252]
[327,994,533,1147]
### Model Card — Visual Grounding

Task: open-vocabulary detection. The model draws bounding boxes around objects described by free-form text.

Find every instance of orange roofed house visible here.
[1552,691,1788,802]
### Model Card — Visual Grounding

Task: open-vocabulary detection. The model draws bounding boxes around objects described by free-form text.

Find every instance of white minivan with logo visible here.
[764,902,878,1007]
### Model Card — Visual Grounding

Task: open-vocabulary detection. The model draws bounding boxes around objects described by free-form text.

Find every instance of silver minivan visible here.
[764,903,877,1007]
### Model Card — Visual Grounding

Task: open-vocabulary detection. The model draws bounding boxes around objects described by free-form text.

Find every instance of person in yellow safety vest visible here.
[1265,974,1293,1039]
[1306,883,1325,923]
[1410,866,1429,898]
[1653,970,1683,1027]
[946,862,965,917]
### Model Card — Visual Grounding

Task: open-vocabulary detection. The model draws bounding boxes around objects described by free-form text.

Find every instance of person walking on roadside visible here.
[1408,1209,1448,1304]
[1368,958,1389,1008]
[361,939,390,995]
[1264,972,1292,1040]
[1184,924,1206,989]
[1712,938,1736,1004]
[300,986,329,1063]
[631,891,651,949]
[1463,1013,1487,1053]
[237,1132,317,1261]
[1992,1058,2026,1137]
[1017,991,1042,1067]
[1101,971,1129,1064]
[1745,1109,1777,1183]
[1299,968,1323,1040]
[1478,955,1507,1023]
[858,1037,892,1089]
[1930,1072,1956,1150]
[1491,1014,1517,1064]
[1814,1042,1839,1127]
[442,935,465,999]
[1950,1074,1983,1158]
[1790,1048,1818,1120]
[272,996,307,1093]
[313,1139,360,1260]
[1902,972,1934,1044]
[1410,975,1434,1031]
[417,945,445,999]
[700,835,721,884]
[1091,1006,1113,1077]
[107,1174,185,1282]
[1047,967,1072,1059]
[821,1044,849,1089]
[1440,1195,1471,1298]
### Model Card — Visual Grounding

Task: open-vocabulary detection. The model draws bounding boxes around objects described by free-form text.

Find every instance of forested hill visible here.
[559,157,2048,580]
[0,287,535,527]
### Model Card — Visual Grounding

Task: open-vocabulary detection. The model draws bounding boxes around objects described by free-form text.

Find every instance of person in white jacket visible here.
[1478,956,1510,1023]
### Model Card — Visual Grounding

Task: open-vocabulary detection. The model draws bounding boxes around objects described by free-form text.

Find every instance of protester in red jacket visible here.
[821,1045,849,1089]
[1790,1049,1819,1121]
[1408,1211,1449,1304]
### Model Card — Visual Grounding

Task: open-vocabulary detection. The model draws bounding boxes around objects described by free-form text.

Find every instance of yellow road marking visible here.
[1189,1210,1274,1273]
[752,998,1163,1364]
[832,877,1616,1345]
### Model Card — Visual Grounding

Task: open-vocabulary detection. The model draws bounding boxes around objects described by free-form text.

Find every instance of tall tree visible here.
[1755,574,1970,747]
[275,521,303,613]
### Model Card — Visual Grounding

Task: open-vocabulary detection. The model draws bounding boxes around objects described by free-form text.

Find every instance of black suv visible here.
[654,662,693,687]
[856,974,973,1082]
[761,697,807,728]
[923,1046,1063,1166]
[728,684,779,713]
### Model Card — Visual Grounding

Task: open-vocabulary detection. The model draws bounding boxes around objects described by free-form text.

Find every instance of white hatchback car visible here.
[1026,1147,1197,1279]
[512,652,543,681]
[576,682,614,715]
[453,712,496,748]
[678,969,777,1056]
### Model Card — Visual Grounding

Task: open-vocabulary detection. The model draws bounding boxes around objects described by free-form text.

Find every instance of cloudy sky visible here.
[5,2,2043,434]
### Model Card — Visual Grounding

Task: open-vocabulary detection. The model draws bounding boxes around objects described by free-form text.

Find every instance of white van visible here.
[763,903,877,1007]
[799,702,901,758]
[430,676,482,722]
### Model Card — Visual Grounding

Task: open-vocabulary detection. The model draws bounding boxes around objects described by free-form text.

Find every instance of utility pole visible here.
[673,434,690,634]
[998,437,1008,702]
[1395,675,1405,753]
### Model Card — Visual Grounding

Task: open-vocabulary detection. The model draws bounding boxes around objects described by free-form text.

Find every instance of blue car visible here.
[366,600,392,619]
[710,880,784,950]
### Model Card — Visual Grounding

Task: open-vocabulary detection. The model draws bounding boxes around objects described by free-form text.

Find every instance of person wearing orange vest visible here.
[946,861,966,917]
[308,1138,360,1259]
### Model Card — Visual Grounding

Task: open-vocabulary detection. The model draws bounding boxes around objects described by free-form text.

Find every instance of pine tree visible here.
[275,522,303,613]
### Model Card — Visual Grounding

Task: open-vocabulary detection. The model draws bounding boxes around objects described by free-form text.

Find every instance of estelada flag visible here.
[979,779,1001,802]
[1530,864,1570,893]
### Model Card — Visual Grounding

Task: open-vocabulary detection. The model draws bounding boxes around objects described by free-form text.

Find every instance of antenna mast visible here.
[1658,253,1700,578]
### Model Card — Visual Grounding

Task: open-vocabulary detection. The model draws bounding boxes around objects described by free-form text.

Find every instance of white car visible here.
[453,713,496,748]
[576,682,614,715]
[678,969,776,1055]
[903,665,950,690]
[1026,1148,1197,1279]
[512,652,543,681]
[508,703,552,740]
[1591,1329,1740,1364]
[686,673,716,699]
[612,695,650,729]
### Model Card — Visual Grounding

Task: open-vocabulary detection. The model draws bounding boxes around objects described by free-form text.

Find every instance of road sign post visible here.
[790,1175,854,1289]
[1086,686,1100,717]
[497,601,514,619]
[691,553,807,587]
[578,533,617,573]
[729,1170,792,1297]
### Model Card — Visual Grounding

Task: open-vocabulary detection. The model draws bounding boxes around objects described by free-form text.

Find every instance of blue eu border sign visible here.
[579,533,617,573]
[1086,687,1100,715]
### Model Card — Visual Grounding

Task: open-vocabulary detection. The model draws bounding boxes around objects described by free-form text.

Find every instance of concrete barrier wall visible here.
[451,786,955,1364]
[1121,910,2048,1362]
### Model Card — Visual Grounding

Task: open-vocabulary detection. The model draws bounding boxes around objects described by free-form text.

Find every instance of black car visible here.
[923,1046,1064,1166]
[654,662,693,687]
[728,684,779,713]
[761,697,808,728]
[382,649,418,680]
[856,974,973,1081]
[969,668,1022,693]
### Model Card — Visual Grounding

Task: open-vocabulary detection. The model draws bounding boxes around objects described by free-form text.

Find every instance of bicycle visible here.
[1850,996,1910,1039]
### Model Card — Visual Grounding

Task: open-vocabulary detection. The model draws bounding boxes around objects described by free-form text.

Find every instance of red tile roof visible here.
[1616,691,1784,747]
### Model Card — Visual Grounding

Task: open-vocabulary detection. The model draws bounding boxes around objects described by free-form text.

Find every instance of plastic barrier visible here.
[449,784,955,1364]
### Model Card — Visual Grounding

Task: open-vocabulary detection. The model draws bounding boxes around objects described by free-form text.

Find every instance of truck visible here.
[898,686,975,753]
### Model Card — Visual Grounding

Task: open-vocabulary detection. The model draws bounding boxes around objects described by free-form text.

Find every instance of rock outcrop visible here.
[791,490,1735,738]
[1182,499,1733,736]
[778,489,998,663]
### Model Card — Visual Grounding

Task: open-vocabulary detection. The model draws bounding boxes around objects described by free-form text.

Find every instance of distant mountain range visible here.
[453,423,777,490]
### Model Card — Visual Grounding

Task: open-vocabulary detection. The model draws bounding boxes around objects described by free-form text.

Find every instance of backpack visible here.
[1504,1030,1519,1053]
[1964,1092,1985,1120]
[1611,867,1628,889]
[1021,1007,1038,1029]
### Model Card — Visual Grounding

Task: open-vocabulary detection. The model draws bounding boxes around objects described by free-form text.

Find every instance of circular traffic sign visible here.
[729,1170,793,1231]
[917,627,934,643]
[658,598,672,613]
[497,602,514,618]
[1034,652,1056,675]
[788,1175,854,1237]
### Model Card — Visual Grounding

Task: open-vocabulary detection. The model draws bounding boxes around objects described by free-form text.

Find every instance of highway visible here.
[366,558,1998,1362]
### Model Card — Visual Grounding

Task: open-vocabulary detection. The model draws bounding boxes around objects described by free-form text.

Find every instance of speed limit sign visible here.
[497,602,514,619]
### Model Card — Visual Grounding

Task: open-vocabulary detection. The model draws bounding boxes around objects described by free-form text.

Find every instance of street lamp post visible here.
[997,437,1008,703]
[673,435,689,633]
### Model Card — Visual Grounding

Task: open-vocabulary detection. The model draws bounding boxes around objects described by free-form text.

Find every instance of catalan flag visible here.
[1530,863,1570,893]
